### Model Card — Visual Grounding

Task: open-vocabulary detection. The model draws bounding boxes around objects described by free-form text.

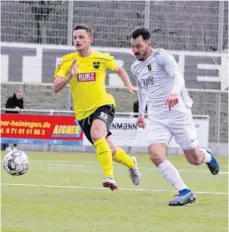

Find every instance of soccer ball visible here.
[3,150,29,176]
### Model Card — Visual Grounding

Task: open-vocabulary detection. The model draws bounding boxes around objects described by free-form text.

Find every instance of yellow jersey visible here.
[54,51,117,120]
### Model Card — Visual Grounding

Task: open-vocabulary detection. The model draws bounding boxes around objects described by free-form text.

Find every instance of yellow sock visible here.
[94,138,114,178]
[113,147,135,169]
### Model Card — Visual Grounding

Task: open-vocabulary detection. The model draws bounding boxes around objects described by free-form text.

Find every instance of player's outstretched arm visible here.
[53,76,71,93]
[53,59,78,93]
[136,81,147,128]
[171,71,185,96]
[116,65,137,94]
[156,51,185,110]
[136,114,146,129]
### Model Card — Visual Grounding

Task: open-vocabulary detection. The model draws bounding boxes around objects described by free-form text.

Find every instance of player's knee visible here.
[91,128,104,142]
[106,136,117,156]
[187,154,203,165]
[149,152,164,165]
[109,144,117,156]
[148,145,166,166]
[91,120,108,143]
[188,159,202,165]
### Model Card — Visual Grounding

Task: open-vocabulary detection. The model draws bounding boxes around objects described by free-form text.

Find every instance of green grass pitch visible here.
[1,151,228,232]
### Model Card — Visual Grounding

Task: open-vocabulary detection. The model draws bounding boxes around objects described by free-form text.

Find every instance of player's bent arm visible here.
[137,81,147,116]
[155,51,184,96]
[52,75,71,93]
[116,65,133,88]
[170,71,185,95]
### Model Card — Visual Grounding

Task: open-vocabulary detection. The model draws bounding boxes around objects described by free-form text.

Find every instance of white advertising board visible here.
[83,116,209,148]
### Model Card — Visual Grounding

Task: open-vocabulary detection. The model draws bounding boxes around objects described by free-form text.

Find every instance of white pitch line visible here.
[177,169,229,175]
[1,183,228,195]
[1,160,228,168]
[32,160,97,164]
[27,162,229,175]
[26,161,229,168]
[1,161,228,174]
[33,163,91,167]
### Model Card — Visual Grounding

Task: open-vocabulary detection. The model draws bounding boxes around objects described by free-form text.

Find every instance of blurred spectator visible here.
[2,89,24,151]
[5,89,24,114]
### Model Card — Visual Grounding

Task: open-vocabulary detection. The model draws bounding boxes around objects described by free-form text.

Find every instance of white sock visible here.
[200,148,212,163]
[157,160,188,191]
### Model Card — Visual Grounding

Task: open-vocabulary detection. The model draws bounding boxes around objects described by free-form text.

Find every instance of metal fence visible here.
[1,83,228,154]
[1,1,228,51]
[0,1,228,154]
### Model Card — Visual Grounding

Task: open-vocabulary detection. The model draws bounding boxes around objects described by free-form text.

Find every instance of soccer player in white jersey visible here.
[130,27,219,206]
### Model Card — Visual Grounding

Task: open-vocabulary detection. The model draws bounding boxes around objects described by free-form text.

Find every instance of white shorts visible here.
[146,109,198,150]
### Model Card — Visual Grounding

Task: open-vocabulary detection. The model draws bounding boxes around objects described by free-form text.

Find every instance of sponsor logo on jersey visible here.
[147,64,152,71]
[142,75,154,89]
[93,62,100,69]
[77,72,96,82]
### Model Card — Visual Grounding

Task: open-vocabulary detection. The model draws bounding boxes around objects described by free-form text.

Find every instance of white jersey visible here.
[131,49,193,118]
[131,49,198,149]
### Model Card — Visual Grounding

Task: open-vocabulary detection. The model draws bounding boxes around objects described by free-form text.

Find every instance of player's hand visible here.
[69,59,79,79]
[165,94,179,111]
[127,85,137,94]
[136,114,146,129]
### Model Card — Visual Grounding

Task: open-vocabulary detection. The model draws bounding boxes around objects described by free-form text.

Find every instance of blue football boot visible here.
[206,149,219,175]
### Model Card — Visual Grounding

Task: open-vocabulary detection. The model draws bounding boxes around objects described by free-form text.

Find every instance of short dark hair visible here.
[131,27,151,40]
[73,24,94,36]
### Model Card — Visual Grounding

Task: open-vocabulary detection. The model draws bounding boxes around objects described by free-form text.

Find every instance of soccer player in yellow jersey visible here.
[53,24,141,191]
